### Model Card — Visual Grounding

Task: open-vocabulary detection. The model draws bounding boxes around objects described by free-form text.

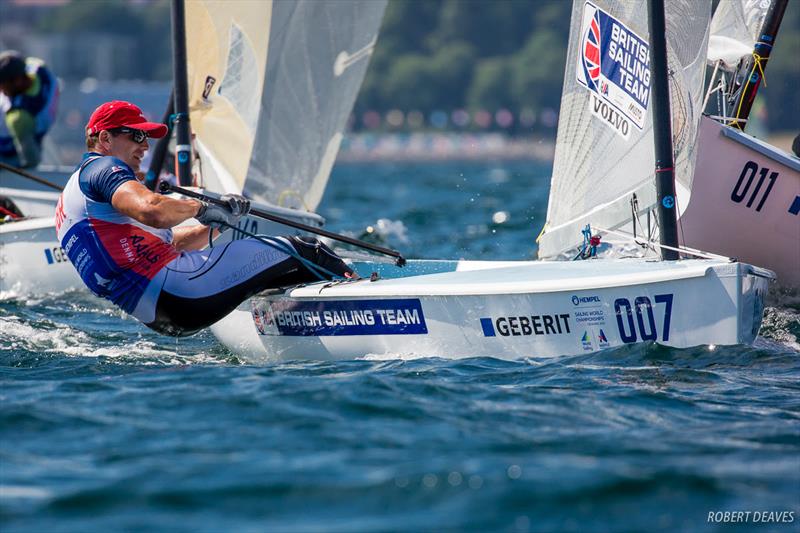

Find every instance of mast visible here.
[727,0,789,131]
[144,89,174,191]
[647,0,679,261]
[171,0,192,186]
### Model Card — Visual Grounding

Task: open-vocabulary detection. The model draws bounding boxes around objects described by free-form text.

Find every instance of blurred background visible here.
[1,0,798,165]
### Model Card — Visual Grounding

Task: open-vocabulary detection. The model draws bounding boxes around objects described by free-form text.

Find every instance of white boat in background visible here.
[0,165,76,297]
[0,217,80,296]
[537,0,798,291]
[0,165,69,218]
[209,0,773,363]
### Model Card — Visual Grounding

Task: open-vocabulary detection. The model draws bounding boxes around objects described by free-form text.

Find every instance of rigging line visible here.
[629,194,651,250]
[706,115,748,123]
[535,222,549,244]
[702,60,722,112]
[593,226,729,261]
[729,52,769,130]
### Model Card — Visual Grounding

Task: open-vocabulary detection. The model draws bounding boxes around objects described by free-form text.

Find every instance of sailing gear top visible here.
[56,152,354,336]
[0,57,58,168]
[55,153,179,314]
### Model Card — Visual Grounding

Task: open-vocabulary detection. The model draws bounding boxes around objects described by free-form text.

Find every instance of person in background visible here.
[0,51,58,169]
[56,100,355,337]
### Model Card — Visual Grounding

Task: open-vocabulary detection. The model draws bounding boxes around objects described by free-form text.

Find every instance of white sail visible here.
[185,0,386,211]
[707,0,771,70]
[538,0,711,259]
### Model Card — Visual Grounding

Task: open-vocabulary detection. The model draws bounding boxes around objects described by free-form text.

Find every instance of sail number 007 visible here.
[614,294,673,343]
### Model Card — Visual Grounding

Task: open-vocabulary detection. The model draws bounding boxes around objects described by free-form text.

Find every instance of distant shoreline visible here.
[337,132,556,163]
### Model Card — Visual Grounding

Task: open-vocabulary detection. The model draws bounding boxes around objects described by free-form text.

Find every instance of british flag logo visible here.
[582,7,601,92]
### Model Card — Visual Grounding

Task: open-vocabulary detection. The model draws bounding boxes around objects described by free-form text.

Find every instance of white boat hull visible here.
[0,217,82,296]
[212,259,773,362]
[680,117,800,289]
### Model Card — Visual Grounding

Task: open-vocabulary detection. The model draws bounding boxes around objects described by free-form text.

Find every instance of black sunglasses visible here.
[108,127,148,144]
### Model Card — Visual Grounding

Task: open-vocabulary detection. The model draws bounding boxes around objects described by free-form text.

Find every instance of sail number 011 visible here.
[614,294,673,343]
[731,161,778,212]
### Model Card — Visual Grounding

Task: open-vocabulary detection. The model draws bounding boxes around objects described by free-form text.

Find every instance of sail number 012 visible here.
[614,294,673,343]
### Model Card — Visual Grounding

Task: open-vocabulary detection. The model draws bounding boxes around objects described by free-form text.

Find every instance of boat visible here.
[210,0,774,362]
[537,0,798,291]
[682,0,799,290]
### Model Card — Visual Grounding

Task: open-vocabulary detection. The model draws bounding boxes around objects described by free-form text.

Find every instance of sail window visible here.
[219,22,260,134]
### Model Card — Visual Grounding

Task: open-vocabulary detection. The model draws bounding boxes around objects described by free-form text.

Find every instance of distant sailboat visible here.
[184,0,384,213]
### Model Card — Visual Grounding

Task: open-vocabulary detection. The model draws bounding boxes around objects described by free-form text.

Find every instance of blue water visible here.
[2,161,799,532]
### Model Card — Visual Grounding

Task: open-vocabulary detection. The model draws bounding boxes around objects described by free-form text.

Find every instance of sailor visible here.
[55,100,355,336]
[0,51,58,169]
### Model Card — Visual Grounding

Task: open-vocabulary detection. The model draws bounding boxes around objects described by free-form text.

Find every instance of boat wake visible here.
[0,291,231,367]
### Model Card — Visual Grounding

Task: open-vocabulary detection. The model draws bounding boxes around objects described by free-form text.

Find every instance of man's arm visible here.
[111,180,202,228]
[6,109,40,168]
[171,225,221,252]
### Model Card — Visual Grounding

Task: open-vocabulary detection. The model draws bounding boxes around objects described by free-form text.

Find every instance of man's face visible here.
[104,129,149,172]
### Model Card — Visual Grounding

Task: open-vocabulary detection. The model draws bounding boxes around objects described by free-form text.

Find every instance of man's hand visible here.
[221,193,251,217]
[195,194,250,232]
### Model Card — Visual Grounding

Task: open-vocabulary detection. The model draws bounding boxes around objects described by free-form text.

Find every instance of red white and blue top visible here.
[55,153,178,314]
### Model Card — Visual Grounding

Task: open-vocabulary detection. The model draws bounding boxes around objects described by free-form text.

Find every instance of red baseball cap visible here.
[86,100,168,138]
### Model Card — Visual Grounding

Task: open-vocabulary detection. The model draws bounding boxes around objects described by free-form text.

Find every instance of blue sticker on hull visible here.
[253,299,428,336]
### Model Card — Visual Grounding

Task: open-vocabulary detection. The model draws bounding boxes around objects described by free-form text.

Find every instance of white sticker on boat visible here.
[576,1,650,137]
[251,299,428,336]
[570,294,607,325]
